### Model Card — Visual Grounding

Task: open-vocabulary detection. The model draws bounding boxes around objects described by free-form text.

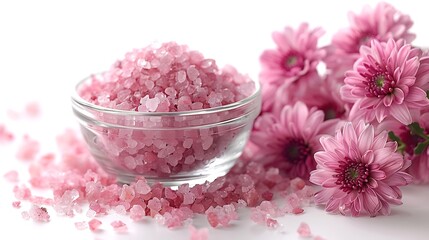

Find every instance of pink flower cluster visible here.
[253,2,428,217]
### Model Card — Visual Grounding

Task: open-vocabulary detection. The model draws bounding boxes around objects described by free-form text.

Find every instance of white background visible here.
[1,0,429,239]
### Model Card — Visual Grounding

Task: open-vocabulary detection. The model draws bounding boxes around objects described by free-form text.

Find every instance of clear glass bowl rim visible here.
[71,74,261,117]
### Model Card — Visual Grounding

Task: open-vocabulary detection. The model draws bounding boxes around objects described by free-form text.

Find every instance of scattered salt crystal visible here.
[21,211,30,220]
[189,225,209,240]
[29,205,50,222]
[0,124,14,143]
[25,102,40,117]
[130,205,145,221]
[88,219,102,231]
[120,185,136,202]
[266,218,279,229]
[12,201,21,208]
[14,185,32,200]
[16,135,40,161]
[111,220,128,233]
[75,221,87,230]
[297,222,312,238]
[135,179,151,195]
[4,170,19,182]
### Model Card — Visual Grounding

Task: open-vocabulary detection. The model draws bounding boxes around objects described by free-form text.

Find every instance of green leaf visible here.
[408,122,428,140]
[414,141,428,155]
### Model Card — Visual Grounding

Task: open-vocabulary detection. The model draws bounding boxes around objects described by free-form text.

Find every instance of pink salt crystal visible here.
[205,204,238,228]
[186,65,200,81]
[13,185,32,200]
[89,219,102,231]
[290,177,306,191]
[4,170,19,182]
[29,205,50,222]
[114,205,127,215]
[129,205,145,221]
[147,197,162,214]
[177,70,186,83]
[146,97,160,112]
[75,221,87,230]
[201,136,213,150]
[119,185,136,202]
[183,139,193,149]
[12,201,21,208]
[25,101,40,117]
[297,222,312,238]
[266,218,279,229]
[16,135,40,161]
[21,211,30,220]
[183,192,196,205]
[189,225,209,240]
[164,187,177,199]
[135,179,151,195]
[111,220,128,233]
[0,124,14,143]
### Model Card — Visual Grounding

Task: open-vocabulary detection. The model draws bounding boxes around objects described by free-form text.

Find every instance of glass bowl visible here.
[71,76,261,187]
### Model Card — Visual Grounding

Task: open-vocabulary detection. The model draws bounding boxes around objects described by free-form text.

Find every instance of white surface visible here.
[1,0,429,239]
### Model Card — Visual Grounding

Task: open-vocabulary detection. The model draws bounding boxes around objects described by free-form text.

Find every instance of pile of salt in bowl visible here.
[79,42,255,112]
[77,42,257,177]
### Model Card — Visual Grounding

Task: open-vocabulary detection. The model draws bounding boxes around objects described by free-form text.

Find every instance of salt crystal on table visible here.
[29,205,50,222]
[111,220,128,233]
[0,124,14,143]
[297,222,312,238]
[129,205,145,221]
[25,101,41,118]
[12,201,21,208]
[4,170,19,182]
[16,135,40,161]
[75,221,87,230]
[189,225,209,240]
[88,219,102,231]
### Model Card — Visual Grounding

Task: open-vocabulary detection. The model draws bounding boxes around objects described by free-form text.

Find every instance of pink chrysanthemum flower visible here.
[310,121,412,217]
[259,23,325,86]
[325,2,415,75]
[333,2,415,55]
[377,110,429,184]
[341,39,429,125]
[251,102,337,179]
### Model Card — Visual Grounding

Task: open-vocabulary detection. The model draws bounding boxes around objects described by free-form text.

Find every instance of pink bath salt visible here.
[119,184,136,202]
[4,170,19,182]
[75,221,87,230]
[89,219,102,231]
[79,42,255,113]
[205,204,238,228]
[129,205,145,221]
[297,222,312,238]
[21,211,30,220]
[0,124,14,143]
[13,185,32,200]
[111,220,128,233]
[147,197,162,215]
[25,101,41,118]
[29,205,50,222]
[134,179,151,195]
[266,218,279,229]
[189,225,209,240]
[290,177,306,191]
[12,201,21,208]
[16,135,40,161]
